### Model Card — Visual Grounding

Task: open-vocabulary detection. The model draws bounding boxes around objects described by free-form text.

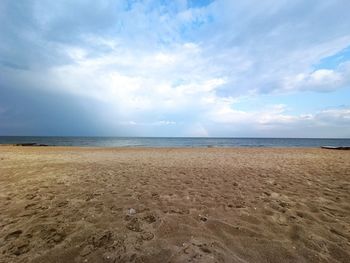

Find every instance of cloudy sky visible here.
[1,0,350,137]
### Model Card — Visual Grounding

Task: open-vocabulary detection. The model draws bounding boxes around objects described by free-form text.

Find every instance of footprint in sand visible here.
[24,202,39,210]
[141,232,154,241]
[126,218,143,232]
[172,242,218,262]
[25,193,38,200]
[56,200,69,207]
[7,240,30,256]
[125,209,158,230]
[89,230,114,248]
[44,229,65,246]
[4,230,31,256]
[142,213,157,224]
[27,225,66,248]
[80,231,127,260]
[5,230,23,241]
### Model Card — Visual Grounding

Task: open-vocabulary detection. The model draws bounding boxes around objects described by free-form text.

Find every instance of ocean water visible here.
[0,136,349,148]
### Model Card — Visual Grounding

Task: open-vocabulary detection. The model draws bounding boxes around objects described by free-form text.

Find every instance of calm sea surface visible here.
[0,136,349,148]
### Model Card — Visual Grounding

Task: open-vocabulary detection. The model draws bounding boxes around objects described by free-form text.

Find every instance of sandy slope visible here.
[0,147,350,263]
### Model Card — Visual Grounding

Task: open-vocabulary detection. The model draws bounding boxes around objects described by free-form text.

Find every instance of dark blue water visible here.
[0,136,349,148]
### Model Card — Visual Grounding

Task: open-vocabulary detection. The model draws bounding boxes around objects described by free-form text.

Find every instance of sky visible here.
[1,0,350,137]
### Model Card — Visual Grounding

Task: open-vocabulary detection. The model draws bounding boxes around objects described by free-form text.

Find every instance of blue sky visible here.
[0,0,350,137]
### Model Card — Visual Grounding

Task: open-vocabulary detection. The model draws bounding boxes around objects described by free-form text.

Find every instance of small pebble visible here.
[128,208,136,215]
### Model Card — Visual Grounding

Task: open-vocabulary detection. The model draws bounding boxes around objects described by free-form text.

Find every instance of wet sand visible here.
[0,146,350,263]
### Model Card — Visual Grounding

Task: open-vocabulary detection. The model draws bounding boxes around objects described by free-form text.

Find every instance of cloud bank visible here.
[1,0,350,137]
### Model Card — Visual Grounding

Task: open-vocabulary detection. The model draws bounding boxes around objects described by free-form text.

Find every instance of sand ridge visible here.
[0,147,350,262]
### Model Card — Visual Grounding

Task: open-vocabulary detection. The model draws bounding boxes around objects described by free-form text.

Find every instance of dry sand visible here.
[0,147,350,263]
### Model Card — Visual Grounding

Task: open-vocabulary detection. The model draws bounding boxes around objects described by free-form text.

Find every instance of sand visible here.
[0,146,350,263]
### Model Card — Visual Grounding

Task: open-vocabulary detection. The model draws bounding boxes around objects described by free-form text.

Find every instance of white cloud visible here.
[1,0,350,137]
[207,103,297,125]
[121,120,176,126]
[282,62,350,92]
[205,102,350,137]
[314,108,350,124]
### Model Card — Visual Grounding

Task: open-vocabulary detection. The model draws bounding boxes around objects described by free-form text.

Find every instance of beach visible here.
[0,146,349,263]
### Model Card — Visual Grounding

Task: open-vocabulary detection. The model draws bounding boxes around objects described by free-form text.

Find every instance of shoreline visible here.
[1,137,349,149]
[1,144,348,149]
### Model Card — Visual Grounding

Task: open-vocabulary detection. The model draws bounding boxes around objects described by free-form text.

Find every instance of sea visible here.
[0,136,349,148]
